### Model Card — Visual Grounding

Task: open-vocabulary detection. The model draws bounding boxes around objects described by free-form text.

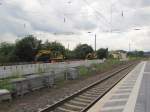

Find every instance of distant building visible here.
[110,51,128,61]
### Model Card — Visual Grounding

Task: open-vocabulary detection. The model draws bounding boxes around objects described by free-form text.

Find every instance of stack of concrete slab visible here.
[7,72,55,96]
[26,75,44,91]
[10,78,29,96]
[0,89,11,102]
[26,72,55,91]
[66,68,79,80]
[54,70,66,80]
[42,72,54,87]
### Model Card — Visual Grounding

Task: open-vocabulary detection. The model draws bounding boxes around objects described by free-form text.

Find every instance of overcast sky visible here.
[0,0,150,51]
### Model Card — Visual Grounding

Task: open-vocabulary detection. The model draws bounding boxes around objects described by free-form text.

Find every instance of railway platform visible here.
[88,61,150,112]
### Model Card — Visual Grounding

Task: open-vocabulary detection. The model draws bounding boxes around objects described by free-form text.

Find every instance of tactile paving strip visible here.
[135,61,150,112]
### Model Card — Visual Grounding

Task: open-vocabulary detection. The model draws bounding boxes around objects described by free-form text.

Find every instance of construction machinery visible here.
[86,52,97,60]
[35,50,64,63]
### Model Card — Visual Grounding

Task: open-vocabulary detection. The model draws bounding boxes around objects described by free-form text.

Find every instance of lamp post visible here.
[94,34,97,52]
[128,28,142,52]
[88,32,97,52]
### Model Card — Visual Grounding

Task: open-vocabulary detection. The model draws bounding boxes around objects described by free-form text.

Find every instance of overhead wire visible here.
[62,0,110,32]
[1,0,122,35]
[82,0,110,27]
[82,0,126,33]
[52,0,110,33]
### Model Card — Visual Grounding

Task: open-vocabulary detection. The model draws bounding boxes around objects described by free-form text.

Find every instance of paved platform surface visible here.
[88,61,150,112]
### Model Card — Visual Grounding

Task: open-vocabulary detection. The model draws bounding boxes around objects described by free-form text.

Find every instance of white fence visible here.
[0,60,104,79]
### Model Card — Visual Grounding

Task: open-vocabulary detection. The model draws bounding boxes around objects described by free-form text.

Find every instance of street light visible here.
[129,28,141,52]
[88,32,97,52]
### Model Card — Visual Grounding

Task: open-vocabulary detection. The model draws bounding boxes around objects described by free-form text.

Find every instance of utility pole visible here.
[95,34,97,52]
[110,0,112,33]
[129,42,131,52]
[68,43,70,50]
[88,32,97,52]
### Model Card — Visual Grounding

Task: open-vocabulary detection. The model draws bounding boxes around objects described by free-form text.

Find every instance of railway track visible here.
[38,62,137,112]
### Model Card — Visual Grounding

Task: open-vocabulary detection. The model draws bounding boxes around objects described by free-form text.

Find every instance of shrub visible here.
[79,66,89,76]
[0,79,13,91]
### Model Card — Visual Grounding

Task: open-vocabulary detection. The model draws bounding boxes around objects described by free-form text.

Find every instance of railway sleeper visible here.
[78,95,95,100]
[81,94,97,99]
[85,91,102,95]
[82,93,99,97]
[58,104,81,111]
[69,100,88,106]
[90,88,106,92]
[64,103,84,110]
[74,97,92,103]
[57,107,78,112]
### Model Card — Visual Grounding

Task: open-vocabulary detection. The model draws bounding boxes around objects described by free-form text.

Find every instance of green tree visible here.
[74,44,94,59]
[0,42,16,63]
[97,48,108,59]
[137,51,144,57]
[15,35,41,62]
[64,49,75,59]
[42,41,65,58]
[127,51,144,58]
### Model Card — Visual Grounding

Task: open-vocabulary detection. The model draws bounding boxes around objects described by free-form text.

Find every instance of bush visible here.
[79,66,89,76]
[97,48,108,59]
[74,44,94,59]
[91,59,123,72]
[0,79,13,91]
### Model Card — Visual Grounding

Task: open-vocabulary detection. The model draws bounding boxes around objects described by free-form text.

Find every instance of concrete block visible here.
[10,78,29,96]
[54,70,66,80]
[42,72,54,87]
[26,75,44,91]
[0,89,11,102]
[66,68,79,80]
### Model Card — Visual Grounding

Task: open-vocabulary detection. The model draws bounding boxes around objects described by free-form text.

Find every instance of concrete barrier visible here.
[42,72,54,87]
[0,89,11,102]
[65,68,79,80]
[26,75,45,91]
[54,70,66,81]
[10,78,29,96]
[8,72,55,96]
[0,60,103,79]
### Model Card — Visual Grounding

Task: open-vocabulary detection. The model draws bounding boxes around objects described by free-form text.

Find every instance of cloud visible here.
[0,0,150,51]
[0,33,18,43]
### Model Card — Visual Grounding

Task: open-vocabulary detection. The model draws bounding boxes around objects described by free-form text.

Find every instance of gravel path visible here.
[0,63,133,112]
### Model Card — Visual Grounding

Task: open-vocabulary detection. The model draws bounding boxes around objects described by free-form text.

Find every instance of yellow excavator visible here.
[35,50,64,63]
[86,52,97,60]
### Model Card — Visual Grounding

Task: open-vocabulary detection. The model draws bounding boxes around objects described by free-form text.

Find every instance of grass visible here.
[78,66,89,77]
[0,79,14,91]
[79,59,124,77]
[0,70,23,91]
